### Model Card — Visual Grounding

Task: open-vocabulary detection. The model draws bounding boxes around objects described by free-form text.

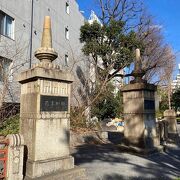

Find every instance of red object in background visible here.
[0,140,9,179]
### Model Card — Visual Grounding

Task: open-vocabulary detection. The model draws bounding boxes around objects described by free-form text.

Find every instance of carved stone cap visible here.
[163,109,176,117]
[121,82,156,92]
[17,66,74,84]
[34,16,58,63]
[6,134,24,147]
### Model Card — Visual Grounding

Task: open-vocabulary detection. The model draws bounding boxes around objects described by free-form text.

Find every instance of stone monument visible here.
[18,16,86,179]
[121,49,160,153]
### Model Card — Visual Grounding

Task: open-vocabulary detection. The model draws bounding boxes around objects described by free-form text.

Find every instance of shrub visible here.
[0,114,20,136]
[70,107,88,129]
[91,83,123,120]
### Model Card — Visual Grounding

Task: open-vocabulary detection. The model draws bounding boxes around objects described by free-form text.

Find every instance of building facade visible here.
[0,0,86,103]
[172,64,180,91]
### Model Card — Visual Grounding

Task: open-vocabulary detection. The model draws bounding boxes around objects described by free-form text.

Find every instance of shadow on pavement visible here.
[72,144,127,165]
[98,173,174,180]
[72,142,180,179]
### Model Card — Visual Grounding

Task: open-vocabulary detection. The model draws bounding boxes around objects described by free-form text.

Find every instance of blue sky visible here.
[145,0,180,76]
[77,0,180,77]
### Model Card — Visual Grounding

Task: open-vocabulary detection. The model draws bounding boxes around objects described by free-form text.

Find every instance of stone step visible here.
[24,166,87,180]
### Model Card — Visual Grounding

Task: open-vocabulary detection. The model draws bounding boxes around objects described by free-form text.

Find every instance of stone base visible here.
[121,133,160,149]
[117,143,164,156]
[167,133,179,143]
[118,136,162,156]
[25,156,74,178]
[121,136,145,148]
[24,167,87,180]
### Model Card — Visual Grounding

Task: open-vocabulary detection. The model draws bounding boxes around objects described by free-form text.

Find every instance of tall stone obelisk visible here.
[18,16,86,180]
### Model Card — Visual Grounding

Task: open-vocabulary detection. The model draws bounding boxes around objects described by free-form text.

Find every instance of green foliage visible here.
[80,20,143,80]
[172,87,180,112]
[156,87,169,118]
[80,16,143,122]
[177,117,180,123]
[156,111,163,119]
[114,90,123,118]
[91,83,123,120]
[159,90,169,112]
[0,115,20,136]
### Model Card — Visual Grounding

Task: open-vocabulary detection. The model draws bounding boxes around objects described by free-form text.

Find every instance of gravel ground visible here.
[72,124,180,180]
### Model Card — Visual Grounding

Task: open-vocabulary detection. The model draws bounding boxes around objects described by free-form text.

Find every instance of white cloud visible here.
[150,24,163,30]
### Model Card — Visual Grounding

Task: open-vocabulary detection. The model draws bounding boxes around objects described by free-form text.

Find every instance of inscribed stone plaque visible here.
[40,95,68,112]
[144,100,155,110]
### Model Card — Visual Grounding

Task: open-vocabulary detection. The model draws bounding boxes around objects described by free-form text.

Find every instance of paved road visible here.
[72,124,180,180]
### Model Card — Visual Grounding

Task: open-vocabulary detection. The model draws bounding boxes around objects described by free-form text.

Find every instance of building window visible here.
[0,11,14,39]
[66,2,70,14]
[0,56,12,82]
[65,54,69,66]
[65,27,69,40]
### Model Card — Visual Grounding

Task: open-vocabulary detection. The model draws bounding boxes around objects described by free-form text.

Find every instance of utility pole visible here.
[29,0,34,69]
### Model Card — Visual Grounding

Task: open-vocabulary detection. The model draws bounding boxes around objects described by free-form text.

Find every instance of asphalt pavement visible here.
[72,124,180,180]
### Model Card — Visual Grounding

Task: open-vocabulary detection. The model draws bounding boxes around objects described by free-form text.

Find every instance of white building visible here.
[88,10,101,25]
[172,64,180,90]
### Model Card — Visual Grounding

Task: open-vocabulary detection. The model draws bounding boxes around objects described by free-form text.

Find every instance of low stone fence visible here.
[155,110,179,145]
[157,120,168,145]
[0,134,24,180]
[163,110,178,137]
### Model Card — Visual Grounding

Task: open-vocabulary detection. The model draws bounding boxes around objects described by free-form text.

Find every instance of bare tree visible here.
[136,13,175,85]
[0,36,30,107]
[96,0,143,26]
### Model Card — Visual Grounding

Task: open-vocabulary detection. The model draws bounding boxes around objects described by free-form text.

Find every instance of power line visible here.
[29,0,34,69]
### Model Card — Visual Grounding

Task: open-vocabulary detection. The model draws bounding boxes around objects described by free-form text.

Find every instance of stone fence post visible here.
[6,134,24,180]
[157,120,168,145]
[163,110,178,134]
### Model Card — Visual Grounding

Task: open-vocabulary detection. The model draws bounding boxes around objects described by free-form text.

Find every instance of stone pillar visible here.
[6,134,24,180]
[122,83,160,150]
[164,109,178,134]
[17,16,86,179]
[120,49,161,153]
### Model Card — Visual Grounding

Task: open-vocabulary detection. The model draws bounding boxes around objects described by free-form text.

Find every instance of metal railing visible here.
[0,140,9,179]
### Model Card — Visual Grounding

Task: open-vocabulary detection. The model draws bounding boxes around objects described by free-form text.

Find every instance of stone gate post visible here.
[121,49,161,154]
[164,109,178,140]
[17,16,86,180]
